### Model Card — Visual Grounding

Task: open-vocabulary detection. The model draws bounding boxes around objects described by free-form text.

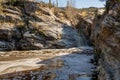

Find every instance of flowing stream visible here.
[0,46,96,80]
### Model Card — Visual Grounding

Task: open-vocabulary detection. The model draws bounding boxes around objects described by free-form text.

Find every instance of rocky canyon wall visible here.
[90,0,120,80]
[0,1,87,51]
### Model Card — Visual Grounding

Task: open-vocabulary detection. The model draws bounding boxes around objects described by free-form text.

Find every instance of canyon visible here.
[0,0,120,80]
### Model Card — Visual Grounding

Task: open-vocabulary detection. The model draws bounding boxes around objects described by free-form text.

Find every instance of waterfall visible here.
[77,31,88,46]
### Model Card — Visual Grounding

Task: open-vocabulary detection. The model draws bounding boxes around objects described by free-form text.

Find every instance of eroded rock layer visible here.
[90,0,120,80]
[0,1,87,51]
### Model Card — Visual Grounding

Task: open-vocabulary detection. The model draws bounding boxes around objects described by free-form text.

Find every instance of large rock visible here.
[0,1,83,50]
[18,22,81,50]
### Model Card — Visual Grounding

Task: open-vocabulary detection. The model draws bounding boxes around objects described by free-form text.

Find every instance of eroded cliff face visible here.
[90,0,120,80]
[0,1,86,51]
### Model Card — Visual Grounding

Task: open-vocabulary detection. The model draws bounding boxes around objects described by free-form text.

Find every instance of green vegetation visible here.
[1,0,27,6]
[9,0,17,5]
[48,0,59,8]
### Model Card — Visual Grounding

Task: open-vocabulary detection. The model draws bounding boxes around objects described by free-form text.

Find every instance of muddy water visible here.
[0,47,96,80]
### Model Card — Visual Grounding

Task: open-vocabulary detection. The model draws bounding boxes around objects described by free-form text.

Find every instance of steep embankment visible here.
[90,0,120,80]
[0,1,87,51]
